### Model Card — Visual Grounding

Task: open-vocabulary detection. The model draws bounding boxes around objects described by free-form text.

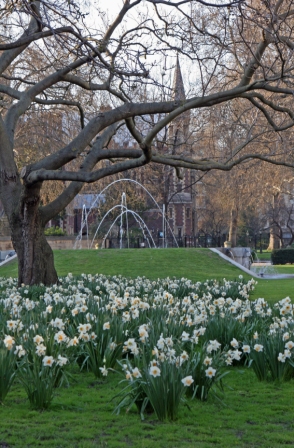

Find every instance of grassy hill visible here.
[1,248,294,302]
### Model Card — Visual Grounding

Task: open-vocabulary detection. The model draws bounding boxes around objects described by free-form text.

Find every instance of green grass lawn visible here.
[1,248,294,303]
[1,248,294,447]
[0,248,244,280]
[254,250,272,261]
[1,366,294,448]
[273,265,294,274]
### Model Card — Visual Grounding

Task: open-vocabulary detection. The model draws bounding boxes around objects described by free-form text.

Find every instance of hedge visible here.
[271,248,294,265]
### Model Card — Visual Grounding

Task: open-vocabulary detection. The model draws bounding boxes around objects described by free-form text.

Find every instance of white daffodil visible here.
[181,376,194,387]
[43,356,55,367]
[203,356,212,366]
[230,338,239,348]
[99,365,108,376]
[205,367,217,378]
[242,345,251,353]
[56,355,68,366]
[132,367,142,378]
[285,341,294,350]
[4,335,15,350]
[149,365,161,377]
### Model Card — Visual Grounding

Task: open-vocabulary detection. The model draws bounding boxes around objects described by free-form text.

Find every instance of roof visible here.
[169,192,192,204]
[171,55,186,102]
[73,194,105,209]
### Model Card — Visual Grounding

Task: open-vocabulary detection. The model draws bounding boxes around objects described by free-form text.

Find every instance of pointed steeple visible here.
[168,54,191,151]
[172,54,186,101]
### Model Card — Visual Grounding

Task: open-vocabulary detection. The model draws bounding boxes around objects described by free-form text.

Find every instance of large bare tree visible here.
[1,0,294,285]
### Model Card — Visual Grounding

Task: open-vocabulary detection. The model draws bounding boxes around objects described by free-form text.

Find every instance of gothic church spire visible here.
[172,54,186,101]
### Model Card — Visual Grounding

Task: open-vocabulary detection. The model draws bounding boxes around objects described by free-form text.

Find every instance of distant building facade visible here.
[64,57,207,241]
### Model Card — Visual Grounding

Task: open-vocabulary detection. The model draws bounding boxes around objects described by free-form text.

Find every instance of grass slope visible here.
[0,248,243,280]
[55,248,244,280]
[1,248,294,302]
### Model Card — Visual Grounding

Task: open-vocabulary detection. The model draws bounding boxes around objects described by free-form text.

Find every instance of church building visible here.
[164,56,205,240]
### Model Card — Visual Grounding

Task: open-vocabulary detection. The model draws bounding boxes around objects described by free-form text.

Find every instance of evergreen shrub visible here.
[271,249,294,265]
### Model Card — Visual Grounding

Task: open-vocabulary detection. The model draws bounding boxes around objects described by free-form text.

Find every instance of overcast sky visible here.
[86,0,195,95]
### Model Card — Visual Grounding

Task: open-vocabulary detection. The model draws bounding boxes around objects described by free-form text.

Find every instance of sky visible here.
[85,0,195,94]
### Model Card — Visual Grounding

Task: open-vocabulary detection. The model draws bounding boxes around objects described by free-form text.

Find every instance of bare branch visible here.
[0,26,76,50]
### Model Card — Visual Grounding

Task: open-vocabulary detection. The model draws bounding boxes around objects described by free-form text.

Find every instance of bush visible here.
[271,249,294,265]
[44,226,66,236]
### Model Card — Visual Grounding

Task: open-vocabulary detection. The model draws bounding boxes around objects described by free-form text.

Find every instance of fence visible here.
[102,233,228,249]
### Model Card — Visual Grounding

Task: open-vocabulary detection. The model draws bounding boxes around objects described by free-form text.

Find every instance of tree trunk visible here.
[228,207,238,247]
[267,194,281,251]
[9,185,58,286]
[267,226,280,250]
[12,227,58,286]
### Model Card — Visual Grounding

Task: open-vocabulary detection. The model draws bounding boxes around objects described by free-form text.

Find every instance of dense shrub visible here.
[271,249,294,265]
[44,226,66,236]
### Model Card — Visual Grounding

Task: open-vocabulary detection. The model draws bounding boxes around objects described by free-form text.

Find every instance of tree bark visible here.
[9,184,58,286]
[228,207,238,247]
[267,227,280,250]
[267,194,281,251]
[12,227,58,286]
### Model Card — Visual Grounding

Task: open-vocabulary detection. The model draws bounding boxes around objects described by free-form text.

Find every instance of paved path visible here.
[211,248,294,280]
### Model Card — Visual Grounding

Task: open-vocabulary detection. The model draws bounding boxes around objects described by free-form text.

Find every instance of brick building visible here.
[64,57,207,243]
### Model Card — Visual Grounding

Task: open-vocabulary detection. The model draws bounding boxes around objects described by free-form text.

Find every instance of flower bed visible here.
[0,274,293,419]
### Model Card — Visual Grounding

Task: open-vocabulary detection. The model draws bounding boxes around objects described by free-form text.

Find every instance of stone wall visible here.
[0,217,10,237]
[0,237,13,251]
[0,237,95,251]
[217,247,251,269]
